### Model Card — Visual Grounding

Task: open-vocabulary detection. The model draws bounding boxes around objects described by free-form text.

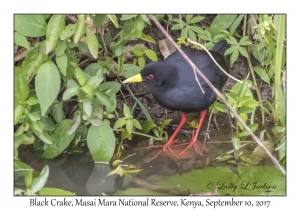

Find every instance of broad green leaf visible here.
[42,120,75,158]
[56,54,68,76]
[132,119,142,129]
[132,46,144,56]
[98,82,121,95]
[41,117,55,132]
[35,62,61,116]
[45,15,65,54]
[87,75,103,88]
[126,119,134,134]
[73,15,86,44]
[14,104,25,125]
[86,28,99,59]
[23,53,44,82]
[60,24,76,40]
[238,46,249,58]
[84,63,101,76]
[226,36,238,45]
[87,122,116,162]
[230,46,239,67]
[232,137,241,150]
[237,113,247,130]
[142,120,157,133]
[51,102,65,123]
[107,15,119,28]
[83,99,92,117]
[14,67,29,103]
[114,118,126,129]
[144,49,157,61]
[238,80,251,99]
[31,120,44,133]
[93,15,108,28]
[81,85,94,96]
[68,115,81,135]
[189,25,204,34]
[239,123,258,137]
[39,187,75,196]
[239,36,252,46]
[24,97,39,105]
[208,15,237,37]
[123,64,142,78]
[238,106,254,114]
[139,33,156,44]
[75,67,86,86]
[95,91,114,109]
[14,32,30,50]
[120,14,137,20]
[21,131,36,145]
[62,87,79,100]
[185,14,193,23]
[171,24,181,30]
[30,165,49,194]
[55,40,67,56]
[188,28,197,41]
[14,15,47,37]
[123,104,131,118]
[138,56,145,68]
[28,112,40,122]
[253,66,270,85]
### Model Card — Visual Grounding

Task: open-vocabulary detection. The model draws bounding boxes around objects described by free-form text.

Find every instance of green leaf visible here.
[84,63,101,76]
[144,49,158,61]
[22,52,44,82]
[41,117,55,132]
[171,24,181,30]
[132,119,142,129]
[14,15,47,37]
[31,120,44,133]
[86,28,99,59]
[138,56,145,68]
[68,115,81,135]
[45,15,65,54]
[253,66,270,85]
[60,24,76,40]
[123,64,142,78]
[87,75,103,89]
[189,26,204,34]
[126,119,134,134]
[139,33,156,44]
[39,187,75,196]
[42,120,75,158]
[188,16,205,24]
[230,46,239,67]
[237,113,247,130]
[14,32,30,50]
[30,165,49,194]
[238,46,249,58]
[224,46,235,56]
[83,99,92,117]
[56,54,68,76]
[87,122,116,162]
[73,15,85,44]
[123,104,131,118]
[98,82,121,95]
[107,15,119,28]
[132,46,144,56]
[239,123,259,137]
[226,36,238,45]
[239,36,252,46]
[14,104,25,125]
[35,62,61,116]
[28,112,40,122]
[62,87,79,100]
[232,137,241,150]
[238,106,254,114]
[142,120,157,133]
[238,80,251,99]
[55,40,66,56]
[51,102,65,123]
[75,67,86,86]
[93,15,108,28]
[114,118,127,129]
[230,14,244,35]
[208,15,237,37]
[14,67,29,103]
[185,14,193,24]
[24,97,39,105]
[95,91,114,110]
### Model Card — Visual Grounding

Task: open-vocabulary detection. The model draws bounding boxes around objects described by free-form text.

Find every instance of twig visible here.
[149,14,285,176]
[202,107,215,152]
[14,48,28,62]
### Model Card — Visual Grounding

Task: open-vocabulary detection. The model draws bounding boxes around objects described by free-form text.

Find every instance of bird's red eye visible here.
[146,74,154,80]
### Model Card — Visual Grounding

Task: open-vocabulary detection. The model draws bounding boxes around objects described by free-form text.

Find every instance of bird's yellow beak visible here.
[123,74,143,83]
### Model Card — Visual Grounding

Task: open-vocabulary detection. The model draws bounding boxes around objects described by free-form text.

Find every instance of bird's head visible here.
[123,62,178,91]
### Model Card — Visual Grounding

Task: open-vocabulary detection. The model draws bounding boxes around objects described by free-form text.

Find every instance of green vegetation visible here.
[14,14,286,195]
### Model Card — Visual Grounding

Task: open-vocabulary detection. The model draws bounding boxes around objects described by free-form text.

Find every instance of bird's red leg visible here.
[146,112,187,162]
[177,110,207,158]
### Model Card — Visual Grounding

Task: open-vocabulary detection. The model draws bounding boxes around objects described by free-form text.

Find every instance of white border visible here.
[3,0,297,208]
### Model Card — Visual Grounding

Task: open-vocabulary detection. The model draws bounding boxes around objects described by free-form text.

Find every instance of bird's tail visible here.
[212,40,228,56]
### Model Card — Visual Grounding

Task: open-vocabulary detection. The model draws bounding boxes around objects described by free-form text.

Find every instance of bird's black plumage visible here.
[139,40,229,112]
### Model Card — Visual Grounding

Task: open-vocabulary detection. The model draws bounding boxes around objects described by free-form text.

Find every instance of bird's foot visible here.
[145,139,179,163]
[176,130,203,158]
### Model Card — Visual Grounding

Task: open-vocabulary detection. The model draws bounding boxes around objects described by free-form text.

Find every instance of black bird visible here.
[123,40,229,161]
